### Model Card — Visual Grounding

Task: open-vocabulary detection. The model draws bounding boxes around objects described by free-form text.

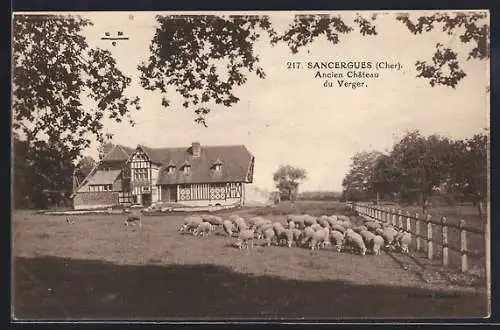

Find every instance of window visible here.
[134,168,149,180]
[167,166,175,174]
[215,164,222,172]
[108,184,113,191]
[183,166,191,174]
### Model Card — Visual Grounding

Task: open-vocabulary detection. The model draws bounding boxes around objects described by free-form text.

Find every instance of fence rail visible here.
[347,202,486,273]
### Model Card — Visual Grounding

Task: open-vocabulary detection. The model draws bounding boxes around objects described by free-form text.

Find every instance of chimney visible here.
[191,142,201,157]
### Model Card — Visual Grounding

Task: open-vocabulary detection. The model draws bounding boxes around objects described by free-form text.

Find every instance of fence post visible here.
[460,219,468,272]
[391,208,396,226]
[405,211,411,233]
[398,209,403,229]
[441,217,449,267]
[415,213,421,251]
[427,214,433,260]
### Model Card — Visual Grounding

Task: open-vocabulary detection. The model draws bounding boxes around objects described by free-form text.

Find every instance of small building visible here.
[71,142,255,210]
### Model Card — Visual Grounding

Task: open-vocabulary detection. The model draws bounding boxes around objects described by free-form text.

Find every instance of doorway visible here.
[142,193,152,206]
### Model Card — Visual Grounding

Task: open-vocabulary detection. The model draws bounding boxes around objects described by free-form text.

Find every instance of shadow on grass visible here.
[13,256,487,320]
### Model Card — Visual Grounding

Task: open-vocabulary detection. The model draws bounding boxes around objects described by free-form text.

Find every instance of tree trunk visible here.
[477,200,484,222]
[421,193,428,215]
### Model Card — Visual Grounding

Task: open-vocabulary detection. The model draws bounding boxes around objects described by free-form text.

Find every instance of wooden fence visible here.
[347,202,486,273]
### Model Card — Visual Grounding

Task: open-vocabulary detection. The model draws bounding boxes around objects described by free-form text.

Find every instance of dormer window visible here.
[166,160,176,174]
[213,159,223,172]
[181,161,191,174]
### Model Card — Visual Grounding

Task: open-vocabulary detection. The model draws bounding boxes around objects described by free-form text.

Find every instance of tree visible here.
[388,130,457,214]
[341,151,383,202]
[12,14,140,161]
[448,133,488,220]
[273,165,307,202]
[13,135,75,209]
[140,12,488,126]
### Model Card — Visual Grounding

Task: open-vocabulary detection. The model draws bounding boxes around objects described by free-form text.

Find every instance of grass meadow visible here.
[12,201,489,320]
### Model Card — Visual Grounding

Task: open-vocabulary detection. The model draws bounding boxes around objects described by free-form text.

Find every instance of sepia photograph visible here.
[11,10,490,320]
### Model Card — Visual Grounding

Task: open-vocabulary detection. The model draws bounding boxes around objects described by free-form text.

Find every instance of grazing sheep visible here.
[193,221,212,236]
[326,217,339,228]
[288,220,296,229]
[344,229,367,255]
[359,230,376,248]
[236,229,255,249]
[202,214,223,226]
[372,235,384,255]
[382,226,398,247]
[300,226,316,247]
[398,231,411,254]
[262,227,276,246]
[66,216,76,224]
[178,216,202,232]
[364,221,381,232]
[255,222,273,239]
[375,228,385,236]
[338,220,352,229]
[292,228,302,243]
[330,223,346,234]
[279,228,294,247]
[310,227,330,250]
[246,216,263,228]
[330,230,345,252]
[233,218,248,233]
[303,215,317,227]
[317,216,330,228]
[273,222,286,237]
[287,214,308,229]
[222,220,234,237]
[353,225,368,234]
[310,223,323,231]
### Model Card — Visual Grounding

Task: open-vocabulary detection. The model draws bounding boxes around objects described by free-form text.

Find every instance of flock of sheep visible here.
[179,213,411,256]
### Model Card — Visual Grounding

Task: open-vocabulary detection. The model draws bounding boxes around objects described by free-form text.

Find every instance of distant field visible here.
[12,201,488,320]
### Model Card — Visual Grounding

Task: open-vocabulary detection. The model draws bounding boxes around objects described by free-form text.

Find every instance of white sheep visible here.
[371,235,384,255]
[300,226,315,247]
[353,225,368,234]
[330,230,345,252]
[222,220,234,237]
[179,216,202,233]
[317,216,330,228]
[279,228,294,247]
[310,227,330,250]
[193,221,212,236]
[344,229,367,255]
[288,220,295,229]
[382,226,398,247]
[330,223,346,234]
[292,228,302,244]
[235,229,255,249]
[272,222,286,237]
[233,217,248,233]
[286,214,305,229]
[310,223,323,231]
[364,221,381,232]
[359,230,376,248]
[303,215,317,227]
[397,230,411,254]
[262,227,276,246]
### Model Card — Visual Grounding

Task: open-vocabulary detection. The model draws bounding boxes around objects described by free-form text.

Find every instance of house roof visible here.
[85,169,121,185]
[149,145,254,184]
[102,145,135,162]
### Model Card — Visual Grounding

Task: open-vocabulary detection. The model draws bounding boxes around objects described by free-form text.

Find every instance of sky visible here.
[15,10,490,192]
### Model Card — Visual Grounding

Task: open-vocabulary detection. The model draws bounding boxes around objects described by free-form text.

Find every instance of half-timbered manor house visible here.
[72,142,255,210]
